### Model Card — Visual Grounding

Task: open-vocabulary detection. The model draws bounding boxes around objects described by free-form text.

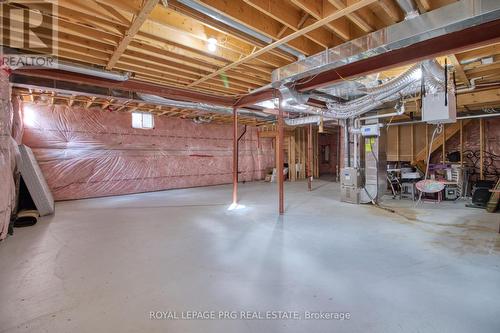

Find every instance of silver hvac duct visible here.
[325,60,445,119]
[279,86,310,106]
[137,93,273,119]
[175,0,304,59]
[272,0,500,83]
[385,112,500,126]
[395,0,419,20]
[20,60,131,81]
[284,115,337,126]
[278,85,327,116]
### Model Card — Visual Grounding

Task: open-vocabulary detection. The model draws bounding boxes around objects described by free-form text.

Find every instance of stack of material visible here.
[18,145,54,216]
[486,179,500,213]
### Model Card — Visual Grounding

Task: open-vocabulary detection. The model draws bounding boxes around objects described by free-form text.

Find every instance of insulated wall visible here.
[22,105,274,201]
[0,67,20,240]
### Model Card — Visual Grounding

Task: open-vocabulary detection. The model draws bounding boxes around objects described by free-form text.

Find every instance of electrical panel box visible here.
[360,124,380,137]
[422,92,456,124]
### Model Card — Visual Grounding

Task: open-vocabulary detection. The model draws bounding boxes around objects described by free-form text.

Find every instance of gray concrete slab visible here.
[0,180,499,333]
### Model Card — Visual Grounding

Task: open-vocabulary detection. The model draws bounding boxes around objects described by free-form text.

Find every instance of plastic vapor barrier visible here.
[0,64,16,240]
[22,105,275,201]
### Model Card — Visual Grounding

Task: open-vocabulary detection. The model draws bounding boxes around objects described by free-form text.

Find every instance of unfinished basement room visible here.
[1,0,500,332]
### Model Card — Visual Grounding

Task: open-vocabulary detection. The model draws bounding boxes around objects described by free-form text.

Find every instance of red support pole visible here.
[277,98,285,214]
[232,107,238,205]
[307,123,313,191]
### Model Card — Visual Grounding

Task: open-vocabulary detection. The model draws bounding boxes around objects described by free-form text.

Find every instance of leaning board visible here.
[18,145,54,216]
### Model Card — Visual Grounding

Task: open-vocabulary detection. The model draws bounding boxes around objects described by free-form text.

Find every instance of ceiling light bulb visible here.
[207,38,217,52]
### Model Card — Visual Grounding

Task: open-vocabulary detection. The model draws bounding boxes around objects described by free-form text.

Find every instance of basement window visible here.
[132,112,154,129]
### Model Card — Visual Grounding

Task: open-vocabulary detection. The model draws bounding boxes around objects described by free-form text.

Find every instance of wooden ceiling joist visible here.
[106,0,160,70]
[7,0,499,99]
[187,0,378,88]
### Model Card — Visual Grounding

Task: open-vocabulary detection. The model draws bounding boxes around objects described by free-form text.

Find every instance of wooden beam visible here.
[244,0,343,47]
[13,69,234,105]
[327,0,373,32]
[289,0,351,41]
[295,18,500,91]
[377,0,403,23]
[106,0,160,70]
[186,0,322,56]
[457,88,500,106]
[449,54,469,86]
[415,0,431,13]
[187,0,377,88]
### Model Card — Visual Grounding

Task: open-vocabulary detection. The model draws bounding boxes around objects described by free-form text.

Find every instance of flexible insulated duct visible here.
[284,115,337,126]
[278,86,326,115]
[137,93,273,119]
[325,60,446,119]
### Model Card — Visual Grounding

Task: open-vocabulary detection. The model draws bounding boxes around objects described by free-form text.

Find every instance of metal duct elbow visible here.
[279,86,310,106]
[278,85,325,115]
[422,60,445,83]
[396,0,420,19]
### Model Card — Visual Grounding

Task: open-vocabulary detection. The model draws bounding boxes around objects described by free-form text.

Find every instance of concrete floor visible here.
[1,180,499,333]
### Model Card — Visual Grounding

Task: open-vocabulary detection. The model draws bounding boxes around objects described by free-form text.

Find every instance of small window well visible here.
[132,112,154,129]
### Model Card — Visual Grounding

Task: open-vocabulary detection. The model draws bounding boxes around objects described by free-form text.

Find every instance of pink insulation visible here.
[0,66,16,240]
[22,105,274,201]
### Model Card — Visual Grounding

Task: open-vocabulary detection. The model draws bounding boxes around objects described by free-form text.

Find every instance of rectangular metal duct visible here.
[272,0,500,83]
[359,121,387,204]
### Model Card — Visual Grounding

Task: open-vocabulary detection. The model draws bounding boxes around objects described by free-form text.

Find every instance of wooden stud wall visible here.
[260,125,322,181]
[386,119,492,175]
